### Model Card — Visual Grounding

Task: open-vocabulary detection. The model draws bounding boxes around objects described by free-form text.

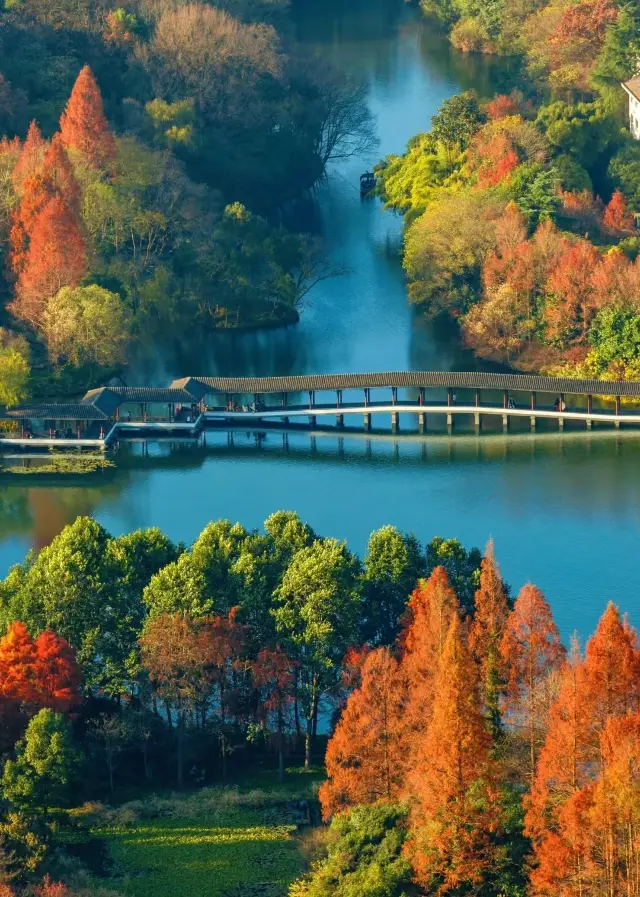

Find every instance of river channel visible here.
[0,0,638,639]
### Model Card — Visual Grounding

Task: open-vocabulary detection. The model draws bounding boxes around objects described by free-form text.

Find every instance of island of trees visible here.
[377,0,640,380]
[0,0,373,406]
[0,513,637,896]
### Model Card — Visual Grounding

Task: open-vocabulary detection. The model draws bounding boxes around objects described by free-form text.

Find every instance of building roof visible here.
[6,371,640,421]
[189,371,640,398]
[4,404,110,421]
[623,76,640,102]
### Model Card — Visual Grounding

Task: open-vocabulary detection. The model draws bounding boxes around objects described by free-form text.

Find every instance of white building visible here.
[622,77,640,139]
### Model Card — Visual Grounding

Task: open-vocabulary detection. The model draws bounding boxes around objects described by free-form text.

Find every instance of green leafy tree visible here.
[587,307,640,377]
[430,91,484,154]
[509,163,561,227]
[608,143,640,209]
[535,101,621,176]
[0,517,123,691]
[105,528,180,686]
[592,4,640,95]
[42,284,131,370]
[273,538,362,767]
[361,526,423,645]
[264,511,316,566]
[290,804,412,897]
[425,537,482,615]
[0,347,29,407]
[2,709,80,816]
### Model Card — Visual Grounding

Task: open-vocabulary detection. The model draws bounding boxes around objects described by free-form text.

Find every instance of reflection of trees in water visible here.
[0,471,133,552]
[2,430,640,554]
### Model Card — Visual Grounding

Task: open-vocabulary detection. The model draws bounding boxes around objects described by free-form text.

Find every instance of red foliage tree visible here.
[548,0,618,87]
[500,584,566,780]
[406,614,499,893]
[544,241,601,344]
[475,133,520,189]
[485,94,520,120]
[59,65,116,170]
[602,190,635,234]
[398,567,460,753]
[319,647,407,819]
[12,195,86,327]
[469,540,510,726]
[526,604,640,896]
[8,172,52,277]
[41,134,81,215]
[252,644,296,781]
[581,711,640,895]
[34,630,82,713]
[0,621,39,705]
[11,120,45,192]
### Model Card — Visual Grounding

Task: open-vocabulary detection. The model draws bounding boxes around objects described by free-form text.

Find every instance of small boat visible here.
[360,171,375,197]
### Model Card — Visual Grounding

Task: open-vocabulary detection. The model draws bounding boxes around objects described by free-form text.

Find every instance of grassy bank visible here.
[72,770,322,897]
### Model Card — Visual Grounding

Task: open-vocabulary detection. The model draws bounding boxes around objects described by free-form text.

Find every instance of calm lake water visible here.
[0,0,637,640]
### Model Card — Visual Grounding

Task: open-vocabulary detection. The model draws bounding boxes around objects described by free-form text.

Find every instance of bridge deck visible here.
[204,402,640,424]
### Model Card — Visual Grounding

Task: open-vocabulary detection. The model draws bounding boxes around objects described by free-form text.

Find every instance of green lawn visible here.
[102,812,302,897]
[85,772,322,897]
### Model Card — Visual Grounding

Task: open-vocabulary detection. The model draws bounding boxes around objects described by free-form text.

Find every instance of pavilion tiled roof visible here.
[3,404,110,421]
[188,371,640,397]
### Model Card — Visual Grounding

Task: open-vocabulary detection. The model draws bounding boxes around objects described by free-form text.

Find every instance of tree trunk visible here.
[305,716,313,770]
[165,700,173,731]
[142,741,151,781]
[177,712,184,788]
[277,705,285,783]
[293,668,301,737]
[220,731,227,780]
[107,747,114,796]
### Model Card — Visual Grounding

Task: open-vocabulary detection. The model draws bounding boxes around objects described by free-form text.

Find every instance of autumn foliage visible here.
[0,621,81,747]
[319,647,407,818]
[12,196,86,327]
[59,66,116,170]
[320,542,640,897]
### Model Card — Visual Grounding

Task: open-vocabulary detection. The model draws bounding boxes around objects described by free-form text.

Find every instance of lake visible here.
[0,0,637,641]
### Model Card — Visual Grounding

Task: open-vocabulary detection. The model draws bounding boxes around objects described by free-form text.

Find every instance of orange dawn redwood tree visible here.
[397,566,460,759]
[12,195,86,327]
[319,646,407,819]
[500,583,566,780]
[469,540,510,727]
[11,120,45,191]
[406,613,499,894]
[526,603,640,896]
[60,65,116,170]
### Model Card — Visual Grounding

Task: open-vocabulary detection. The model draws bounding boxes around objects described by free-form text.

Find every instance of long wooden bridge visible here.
[4,371,640,451]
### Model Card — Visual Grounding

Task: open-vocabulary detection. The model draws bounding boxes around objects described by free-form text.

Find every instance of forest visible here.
[0,0,373,403]
[377,0,640,379]
[0,512,637,896]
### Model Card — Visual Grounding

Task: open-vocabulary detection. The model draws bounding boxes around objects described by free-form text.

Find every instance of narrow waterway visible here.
[0,0,637,639]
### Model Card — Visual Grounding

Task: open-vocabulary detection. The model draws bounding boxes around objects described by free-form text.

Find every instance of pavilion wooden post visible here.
[282,392,289,425]
[586,393,593,429]
[418,387,426,432]
[615,395,621,428]
[308,390,316,427]
[363,388,370,431]
[391,387,397,406]
[336,390,343,428]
